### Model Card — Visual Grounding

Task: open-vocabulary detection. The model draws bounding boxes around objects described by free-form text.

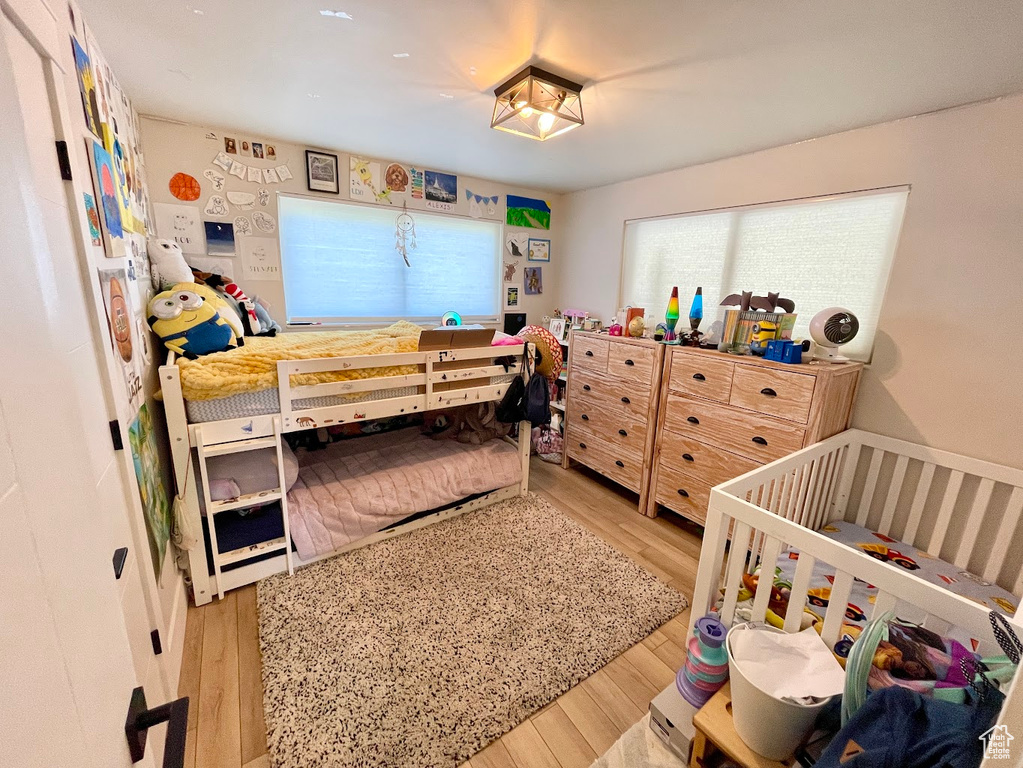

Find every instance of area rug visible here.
[590,716,687,768]
[257,493,688,768]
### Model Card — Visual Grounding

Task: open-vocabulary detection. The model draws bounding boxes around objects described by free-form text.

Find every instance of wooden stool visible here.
[690,682,795,768]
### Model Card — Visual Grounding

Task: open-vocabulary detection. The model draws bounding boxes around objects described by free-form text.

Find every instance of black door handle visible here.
[760,387,777,397]
[682,453,694,462]
[621,396,631,404]
[752,436,768,446]
[618,429,628,437]
[687,416,700,424]
[581,414,589,421]
[677,488,690,498]
[125,687,189,767]
[624,359,635,366]
[615,460,625,468]
[583,384,591,391]
[692,373,706,381]
[585,350,594,357]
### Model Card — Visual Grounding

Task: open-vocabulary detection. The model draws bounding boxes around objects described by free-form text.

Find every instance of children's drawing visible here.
[154,202,205,255]
[229,159,246,179]
[524,266,543,295]
[506,287,519,308]
[424,170,457,210]
[246,165,262,184]
[276,164,293,181]
[350,157,391,204]
[227,191,256,210]
[90,140,123,241]
[252,211,276,233]
[83,193,102,246]
[213,152,233,170]
[385,163,410,194]
[203,168,226,191]
[241,237,280,279]
[204,195,229,217]
[72,38,102,139]
[258,188,270,206]
[465,189,499,218]
[505,231,527,258]
[99,269,144,412]
[204,220,236,256]
[128,404,172,580]
[263,168,280,185]
[507,194,551,230]
[169,172,201,202]
[504,261,518,282]
[233,216,252,236]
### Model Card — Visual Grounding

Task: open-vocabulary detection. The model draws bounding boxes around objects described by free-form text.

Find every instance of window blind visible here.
[621,188,908,360]
[279,195,502,324]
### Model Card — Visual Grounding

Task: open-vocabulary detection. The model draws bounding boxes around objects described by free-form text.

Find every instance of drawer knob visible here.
[692,373,706,381]
[581,414,589,421]
[615,460,625,468]
[579,442,587,449]
[682,453,694,462]
[624,359,635,366]
[585,350,594,357]
[618,429,628,437]
[677,488,690,498]
[760,387,777,397]
[583,384,591,391]
[752,436,768,446]
[621,396,631,404]
[687,416,700,425]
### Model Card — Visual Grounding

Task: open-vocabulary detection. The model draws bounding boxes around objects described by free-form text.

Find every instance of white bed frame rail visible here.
[159,342,534,605]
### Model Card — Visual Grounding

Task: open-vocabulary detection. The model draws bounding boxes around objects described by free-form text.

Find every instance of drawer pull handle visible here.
[752,436,768,446]
[760,387,777,397]
[615,460,625,468]
[579,442,587,449]
[624,359,635,366]
[585,350,594,357]
[677,489,690,498]
[692,373,706,381]
[682,453,694,462]
[581,414,589,421]
[687,416,700,425]
[621,396,631,404]
[618,429,628,437]
[583,384,591,391]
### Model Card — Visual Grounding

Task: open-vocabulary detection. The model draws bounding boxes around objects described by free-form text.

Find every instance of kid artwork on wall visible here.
[154,202,205,254]
[465,188,499,218]
[98,269,144,413]
[241,237,280,280]
[128,403,171,580]
[83,193,102,246]
[88,139,125,256]
[204,221,236,255]
[424,170,457,211]
[524,266,543,295]
[506,286,519,307]
[505,231,528,258]
[351,157,391,203]
[71,37,102,139]
[507,195,551,230]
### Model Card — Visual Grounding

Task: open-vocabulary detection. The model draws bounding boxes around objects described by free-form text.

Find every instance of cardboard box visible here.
[649,681,699,762]
[419,328,499,394]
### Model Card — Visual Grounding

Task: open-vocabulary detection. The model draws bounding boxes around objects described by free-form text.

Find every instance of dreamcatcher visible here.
[395,202,416,267]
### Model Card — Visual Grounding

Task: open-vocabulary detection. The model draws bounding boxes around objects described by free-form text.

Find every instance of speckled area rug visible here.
[257,493,688,768]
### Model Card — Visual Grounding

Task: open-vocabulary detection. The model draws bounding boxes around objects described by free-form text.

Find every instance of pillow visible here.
[205,441,299,503]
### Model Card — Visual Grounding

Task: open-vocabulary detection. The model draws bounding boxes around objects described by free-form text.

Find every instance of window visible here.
[621,188,909,361]
[279,195,502,325]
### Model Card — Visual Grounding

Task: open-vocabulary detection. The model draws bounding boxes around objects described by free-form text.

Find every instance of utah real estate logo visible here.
[980,725,1014,760]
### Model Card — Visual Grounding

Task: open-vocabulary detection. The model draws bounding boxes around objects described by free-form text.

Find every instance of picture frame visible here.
[306,149,340,194]
[527,238,550,262]
[548,317,566,341]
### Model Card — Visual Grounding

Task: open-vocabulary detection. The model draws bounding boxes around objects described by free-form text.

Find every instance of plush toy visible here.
[147,238,194,290]
[147,284,242,359]
[186,281,245,338]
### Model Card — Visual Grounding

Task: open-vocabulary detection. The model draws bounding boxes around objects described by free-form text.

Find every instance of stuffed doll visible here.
[147,284,242,359]
[148,238,194,290]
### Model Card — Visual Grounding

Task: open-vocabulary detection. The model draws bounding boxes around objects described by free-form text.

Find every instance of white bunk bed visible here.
[160,339,534,606]
[690,429,1022,731]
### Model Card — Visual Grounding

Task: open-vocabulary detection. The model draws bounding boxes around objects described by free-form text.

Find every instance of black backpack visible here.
[524,372,551,427]
[496,375,526,423]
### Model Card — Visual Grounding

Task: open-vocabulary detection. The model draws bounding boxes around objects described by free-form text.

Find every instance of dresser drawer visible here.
[571,335,609,373]
[669,353,734,403]
[658,432,758,489]
[729,365,816,423]
[567,432,643,493]
[663,395,805,463]
[569,370,651,417]
[608,342,656,382]
[567,401,648,460]
[654,464,712,524]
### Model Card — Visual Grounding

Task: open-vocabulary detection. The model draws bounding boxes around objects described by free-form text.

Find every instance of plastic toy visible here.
[653,322,668,342]
[147,284,242,359]
[676,615,729,707]
[764,339,804,364]
[441,311,462,326]
[608,322,623,336]
[662,286,680,343]
[749,320,778,355]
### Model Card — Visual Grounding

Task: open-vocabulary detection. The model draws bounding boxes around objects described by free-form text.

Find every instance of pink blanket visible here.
[287,429,523,559]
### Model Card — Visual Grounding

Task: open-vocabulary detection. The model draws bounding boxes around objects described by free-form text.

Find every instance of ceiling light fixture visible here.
[491,65,583,141]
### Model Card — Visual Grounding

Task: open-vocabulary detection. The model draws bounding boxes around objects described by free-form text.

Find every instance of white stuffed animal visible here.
[148,238,194,290]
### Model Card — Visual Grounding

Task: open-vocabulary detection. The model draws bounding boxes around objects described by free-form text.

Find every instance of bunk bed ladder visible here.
[195,417,295,600]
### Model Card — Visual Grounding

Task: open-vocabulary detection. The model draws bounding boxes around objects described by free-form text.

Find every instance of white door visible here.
[0,4,167,767]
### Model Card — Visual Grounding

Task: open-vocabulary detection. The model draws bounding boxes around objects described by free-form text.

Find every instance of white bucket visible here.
[725,624,833,761]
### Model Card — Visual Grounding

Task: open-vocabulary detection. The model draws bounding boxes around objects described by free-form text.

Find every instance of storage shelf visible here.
[209,489,282,513]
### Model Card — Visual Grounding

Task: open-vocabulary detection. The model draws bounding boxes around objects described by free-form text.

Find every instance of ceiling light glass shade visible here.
[491,66,584,141]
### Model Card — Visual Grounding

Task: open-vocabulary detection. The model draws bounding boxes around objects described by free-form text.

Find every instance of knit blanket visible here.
[176,321,422,401]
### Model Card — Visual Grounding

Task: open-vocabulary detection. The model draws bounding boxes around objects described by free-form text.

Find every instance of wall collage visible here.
[69,10,171,580]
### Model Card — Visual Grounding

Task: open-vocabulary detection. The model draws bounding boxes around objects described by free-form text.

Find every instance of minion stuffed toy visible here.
[147,283,242,359]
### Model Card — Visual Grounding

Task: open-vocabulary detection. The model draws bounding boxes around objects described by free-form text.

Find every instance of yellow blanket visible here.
[177,321,423,401]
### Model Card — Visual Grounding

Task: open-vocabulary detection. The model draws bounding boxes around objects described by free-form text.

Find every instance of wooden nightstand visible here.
[690,683,795,768]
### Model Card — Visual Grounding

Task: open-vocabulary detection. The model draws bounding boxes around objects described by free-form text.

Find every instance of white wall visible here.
[140,118,561,330]
[556,95,1023,468]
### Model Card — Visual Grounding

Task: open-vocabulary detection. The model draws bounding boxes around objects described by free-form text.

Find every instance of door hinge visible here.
[55,140,73,181]
[109,420,123,450]
[150,629,162,656]
[112,547,128,579]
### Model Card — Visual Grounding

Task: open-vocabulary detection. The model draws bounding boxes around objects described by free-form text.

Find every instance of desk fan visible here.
[810,308,859,362]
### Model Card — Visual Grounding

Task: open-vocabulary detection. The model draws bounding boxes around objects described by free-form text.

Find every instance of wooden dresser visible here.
[562,332,665,511]
[647,347,862,522]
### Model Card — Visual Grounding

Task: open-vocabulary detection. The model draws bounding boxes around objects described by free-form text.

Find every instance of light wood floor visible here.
[179,457,704,768]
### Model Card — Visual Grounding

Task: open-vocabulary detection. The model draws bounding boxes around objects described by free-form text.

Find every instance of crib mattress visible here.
[741,520,1017,656]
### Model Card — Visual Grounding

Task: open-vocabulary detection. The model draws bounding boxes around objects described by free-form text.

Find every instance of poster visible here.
[241,237,280,280]
[128,404,171,581]
[424,170,457,210]
[507,194,551,230]
[204,221,236,256]
[154,202,205,254]
[528,238,550,262]
[71,37,102,139]
[88,139,125,257]
[524,266,543,295]
[83,193,102,246]
[98,269,144,413]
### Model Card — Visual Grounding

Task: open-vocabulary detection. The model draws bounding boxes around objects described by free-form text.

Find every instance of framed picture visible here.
[506,286,519,308]
[528,238,550,262]
[548,317,566,341]
[306,150,340,194]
